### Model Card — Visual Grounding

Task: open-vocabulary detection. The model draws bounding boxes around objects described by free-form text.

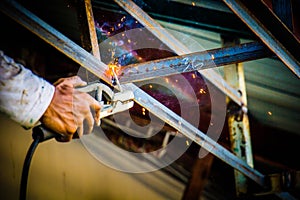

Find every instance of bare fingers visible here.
[73,93,101,138]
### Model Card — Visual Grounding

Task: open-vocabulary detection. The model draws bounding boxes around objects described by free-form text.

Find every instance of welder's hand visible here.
[40,76,101,142]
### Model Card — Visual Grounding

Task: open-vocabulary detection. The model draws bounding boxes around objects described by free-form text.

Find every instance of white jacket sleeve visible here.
[0,50,55,129]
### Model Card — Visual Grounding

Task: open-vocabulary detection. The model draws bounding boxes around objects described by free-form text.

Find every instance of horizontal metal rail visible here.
[119,41,272,83]
[114,0,246,107]
[0,0,268,188]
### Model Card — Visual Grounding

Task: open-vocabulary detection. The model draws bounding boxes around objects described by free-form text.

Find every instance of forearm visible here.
[0,50,55,129]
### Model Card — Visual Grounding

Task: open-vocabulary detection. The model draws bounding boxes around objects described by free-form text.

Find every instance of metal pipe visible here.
[0,0,268,188]
[114,0,246,107]
[119,42,271,84]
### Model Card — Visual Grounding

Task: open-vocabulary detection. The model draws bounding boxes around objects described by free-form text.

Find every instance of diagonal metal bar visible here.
[114,0,246,107]
[123,84,267,188]
[0,1,110,84]
[84,0,101,60]
[222,0,300,78]
[0,0,268,188]
[118,41,272,83]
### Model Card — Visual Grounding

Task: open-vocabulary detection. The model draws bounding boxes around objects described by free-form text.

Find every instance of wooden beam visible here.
[182,152,214,200]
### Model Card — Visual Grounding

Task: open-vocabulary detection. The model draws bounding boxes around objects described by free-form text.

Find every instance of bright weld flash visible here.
[106,64,120,77]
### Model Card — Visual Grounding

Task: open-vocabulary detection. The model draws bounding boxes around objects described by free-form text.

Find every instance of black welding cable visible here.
[19,135,41,200]
[19,125,56,200]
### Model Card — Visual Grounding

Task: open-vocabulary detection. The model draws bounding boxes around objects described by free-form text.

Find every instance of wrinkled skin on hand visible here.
[41,76,101,142]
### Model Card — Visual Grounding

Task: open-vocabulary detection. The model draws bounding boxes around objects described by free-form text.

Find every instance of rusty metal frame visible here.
[223,0,300,78]
[114,0,246,108]
[84,0,101,60]
[118,41,272,84]
[1,0,298,198]
[0,0,268,188]
[112,1,298,199]
[222,36,254,196]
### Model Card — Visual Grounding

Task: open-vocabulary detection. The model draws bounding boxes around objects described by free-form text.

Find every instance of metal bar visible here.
[228,114,250,195]
[114,0,246,107]
[291,1,300,40]
[76,0,93,52]
[256,171,300,199]
[223,0,300,78]
[0,0,268,188]
[119,42,272,84]
[94,0,251,38]
[84,0,101,60]
[222,36,254,196]
[0,1,111,84]
[82,0,101,83]
[114,0,190,55]
[123,83,267,188]
[272,0,293,30]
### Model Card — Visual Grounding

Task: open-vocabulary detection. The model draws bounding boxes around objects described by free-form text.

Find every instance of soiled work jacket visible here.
[0,50,54,129]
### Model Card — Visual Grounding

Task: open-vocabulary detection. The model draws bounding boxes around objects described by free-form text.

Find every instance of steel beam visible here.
[114,0,246,109]
[272,0,293,30]
[123,83,267,188]
[94,0,252,38]
[0,1,110,84]
[84,0,101,60]
[0,0,268,188]
[222,36,254,196]
[223,0,300,78]
[118,41,272,84]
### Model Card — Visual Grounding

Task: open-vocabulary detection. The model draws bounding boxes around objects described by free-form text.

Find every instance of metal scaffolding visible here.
[1,0,299,199]
[223,0,300,78]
